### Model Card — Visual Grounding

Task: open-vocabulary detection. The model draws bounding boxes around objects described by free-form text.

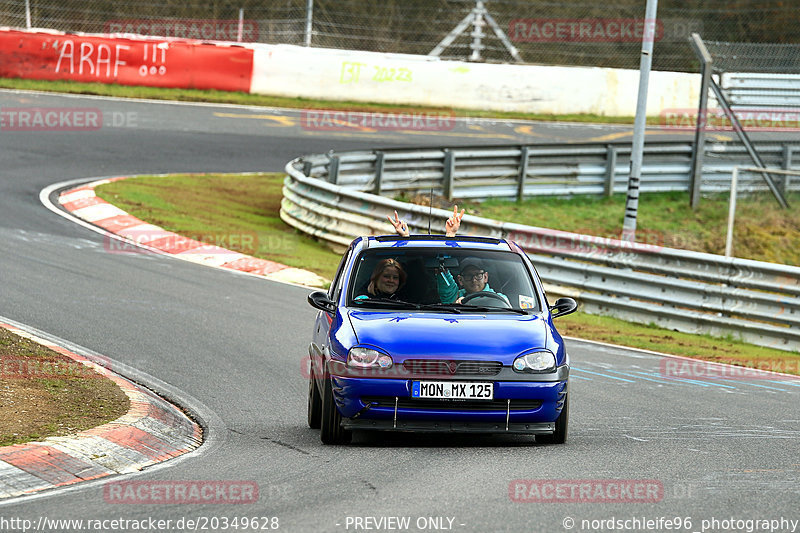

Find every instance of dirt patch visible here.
[0,328,130,447]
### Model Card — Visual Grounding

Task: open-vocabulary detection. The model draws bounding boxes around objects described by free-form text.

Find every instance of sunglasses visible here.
[460,271,486,282]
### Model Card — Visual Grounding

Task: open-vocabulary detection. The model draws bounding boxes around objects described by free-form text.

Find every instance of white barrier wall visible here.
[250,44,700,116]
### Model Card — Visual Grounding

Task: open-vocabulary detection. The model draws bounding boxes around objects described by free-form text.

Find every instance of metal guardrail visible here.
[723,73,800,108]
[302,140,800,201]
[283,144,800,352]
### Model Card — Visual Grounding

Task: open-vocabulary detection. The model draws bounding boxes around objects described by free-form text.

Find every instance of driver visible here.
[437,257,508,305]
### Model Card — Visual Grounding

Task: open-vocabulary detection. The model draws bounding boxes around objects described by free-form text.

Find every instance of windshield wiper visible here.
[351,299,465,314]
[453,305,530,315]
[415,303,462,314]
[351,297,418,309]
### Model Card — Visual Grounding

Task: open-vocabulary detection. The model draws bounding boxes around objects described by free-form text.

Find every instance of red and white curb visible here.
[0,322,202,499]
[58,176,328,288]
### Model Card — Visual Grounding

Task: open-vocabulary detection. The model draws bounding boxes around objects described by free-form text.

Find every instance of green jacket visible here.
[436,270,508,304]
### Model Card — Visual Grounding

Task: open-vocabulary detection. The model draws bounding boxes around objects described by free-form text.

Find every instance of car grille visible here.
[401,359,503,376]
[361,397,541,412]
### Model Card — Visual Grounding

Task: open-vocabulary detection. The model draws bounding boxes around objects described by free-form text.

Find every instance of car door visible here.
[310,244,353,383]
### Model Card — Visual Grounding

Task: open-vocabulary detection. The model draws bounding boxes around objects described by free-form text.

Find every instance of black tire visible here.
[320,374,352,444]
[537,394,568,444]
[307,367,322,429]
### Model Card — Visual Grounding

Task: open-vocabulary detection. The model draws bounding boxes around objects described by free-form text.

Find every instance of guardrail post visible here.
[328,154,340,184]
[516,146,529,202]
[781,145,793,195]
[373,151,386,195]
[604,145,618,197]
[302,160,313,177]
[442,149,455,201]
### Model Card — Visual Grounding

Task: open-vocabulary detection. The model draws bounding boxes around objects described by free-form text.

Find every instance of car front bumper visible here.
[328,365,567,434]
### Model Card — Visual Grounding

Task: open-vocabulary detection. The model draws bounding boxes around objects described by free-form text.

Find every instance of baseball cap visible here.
[459,257,485,274]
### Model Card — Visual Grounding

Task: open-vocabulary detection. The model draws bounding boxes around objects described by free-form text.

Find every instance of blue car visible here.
[306,235,577,444]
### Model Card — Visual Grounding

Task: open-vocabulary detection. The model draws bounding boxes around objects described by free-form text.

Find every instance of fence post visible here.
[725,167,739,257]
[689,33,712,209]
[328,155,340,184]
[373,151,385,195]
[305,0,314,46]
[604,145,618,197]
[442,149,455,201]
[516,146,529,201]
[781,145,793,195]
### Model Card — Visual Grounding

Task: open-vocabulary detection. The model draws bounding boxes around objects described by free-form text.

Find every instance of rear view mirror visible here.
[425,255,459,269]
[549,297,577,319]
[308,291,336,313]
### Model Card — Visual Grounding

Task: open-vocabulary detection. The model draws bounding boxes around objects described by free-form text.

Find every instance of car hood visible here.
[346,310,551,363]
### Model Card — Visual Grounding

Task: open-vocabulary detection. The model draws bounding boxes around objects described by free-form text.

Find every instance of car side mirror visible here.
[308,291,336,313]
[549,297,577,319]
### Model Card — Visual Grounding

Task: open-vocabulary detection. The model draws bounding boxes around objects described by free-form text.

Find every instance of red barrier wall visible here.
[0,30,253,92]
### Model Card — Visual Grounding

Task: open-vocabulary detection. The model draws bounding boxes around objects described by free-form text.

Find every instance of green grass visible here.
[558,312,798,373]
[96,172,798,372]
[95,173,343,279]
[0,77,656,125]
[454,190,800,265]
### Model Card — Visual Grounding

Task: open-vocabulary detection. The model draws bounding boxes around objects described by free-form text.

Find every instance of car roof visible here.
[359,235,515,252]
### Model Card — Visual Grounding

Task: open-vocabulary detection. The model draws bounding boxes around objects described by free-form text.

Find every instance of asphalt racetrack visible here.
[1,90,798,533]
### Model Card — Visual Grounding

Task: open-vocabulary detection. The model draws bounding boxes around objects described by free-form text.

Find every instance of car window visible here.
[347,248,541,312]
[329,245,353,301]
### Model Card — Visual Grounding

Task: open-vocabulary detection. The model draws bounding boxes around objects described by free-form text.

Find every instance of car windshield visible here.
[347,248,541,312]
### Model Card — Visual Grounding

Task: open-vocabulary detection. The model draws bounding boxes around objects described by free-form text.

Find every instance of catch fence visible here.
[2,0,799,71]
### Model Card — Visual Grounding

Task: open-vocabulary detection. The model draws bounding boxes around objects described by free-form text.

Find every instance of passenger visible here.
[387,205,465,238]
[354,258,408,300]
[437,257,509,305]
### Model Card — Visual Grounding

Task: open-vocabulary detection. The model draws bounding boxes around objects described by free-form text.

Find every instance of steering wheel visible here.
[460,291,511,308]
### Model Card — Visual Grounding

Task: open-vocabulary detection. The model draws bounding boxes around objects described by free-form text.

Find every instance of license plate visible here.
[411,381,493,400]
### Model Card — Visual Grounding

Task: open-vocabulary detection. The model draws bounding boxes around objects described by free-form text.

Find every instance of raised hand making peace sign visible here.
[387,206,465,238]
[387,210,410,237]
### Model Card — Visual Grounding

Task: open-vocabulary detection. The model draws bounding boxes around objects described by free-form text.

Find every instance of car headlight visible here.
[512,350,556,373]
[347,347,393,369]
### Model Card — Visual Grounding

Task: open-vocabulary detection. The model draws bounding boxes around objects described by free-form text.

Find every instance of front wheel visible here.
[320,374,352,444]
[537,394,568,444]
